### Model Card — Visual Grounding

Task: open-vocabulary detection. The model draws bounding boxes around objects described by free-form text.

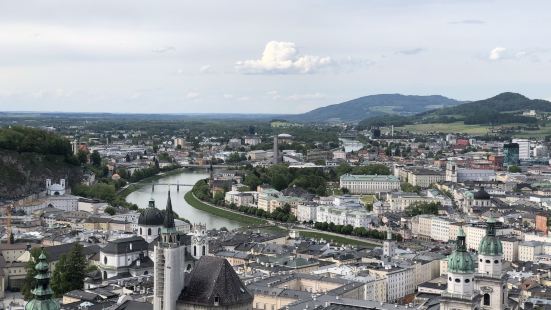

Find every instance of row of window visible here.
[479,258,500,264]
[449,276,473,283]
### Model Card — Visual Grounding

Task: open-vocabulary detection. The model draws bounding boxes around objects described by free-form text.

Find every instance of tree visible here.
[90,150,102,167]
[77,150,88,164]
[51,244,88,296]
[104,206,116,216]
[22,248,43,300]
[508,165,521,173]
[405,201,441,217]
[51,255,69,296]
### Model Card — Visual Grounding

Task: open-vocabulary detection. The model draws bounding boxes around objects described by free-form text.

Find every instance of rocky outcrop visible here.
[0,150,82,200]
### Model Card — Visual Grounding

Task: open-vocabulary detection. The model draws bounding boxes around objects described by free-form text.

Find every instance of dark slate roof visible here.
[44,243,100,262]
[138,206,164,226]
[64,290,102,302]
[101,236,148,255]
[114,300,153,310]
[178,256,253,307]
[128,255,154,269]
[474,187,491,200]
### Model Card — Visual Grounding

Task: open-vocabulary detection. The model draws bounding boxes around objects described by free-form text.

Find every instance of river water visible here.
[125,170,243,230]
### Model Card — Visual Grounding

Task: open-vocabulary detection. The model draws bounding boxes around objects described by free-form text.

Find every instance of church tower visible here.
[153,191,187,310]
[475,216,508,309]
[446,161,458,182]
[441,227,481,310]
[25,250,60,310]
[191,223,209,260]
[382,225,395,267]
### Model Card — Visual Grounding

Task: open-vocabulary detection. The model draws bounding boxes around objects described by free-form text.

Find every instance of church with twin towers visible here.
[440,216,509,310]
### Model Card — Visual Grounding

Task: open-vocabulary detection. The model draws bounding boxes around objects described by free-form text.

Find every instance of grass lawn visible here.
[184,191,267,225]
[298,230,378,248]
[398,122,491,135]
[360,195,377,205]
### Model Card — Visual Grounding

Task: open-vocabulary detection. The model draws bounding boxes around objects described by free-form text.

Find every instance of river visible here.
[125,169,243,230]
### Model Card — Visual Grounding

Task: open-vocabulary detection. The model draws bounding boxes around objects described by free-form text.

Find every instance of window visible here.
[485,259,491,263]
[148,228,152,236]
[483,293,490,306]
[214,296,220,306]
[140,228,142,235]
[194,246,197,256]
[202,245,206,256]
[144,271,148,275]
[479,258,483,262]
[104,256,107,264]
[465,279,470,283]
[455,279,460,283]
[494,260,499,264]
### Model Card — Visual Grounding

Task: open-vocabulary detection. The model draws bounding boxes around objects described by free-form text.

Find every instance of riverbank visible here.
[185,190,381,247]
[184,191,267,225]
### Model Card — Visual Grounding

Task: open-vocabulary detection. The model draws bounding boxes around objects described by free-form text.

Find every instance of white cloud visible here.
[223,94,234,99]
[235,41,332,74]
[397,48,425,55]
[489,47,506,60]
[152,46,175,53]
[286,93,326,101]
[186,91,200,99]
[199,65,214,73]
[450,19,485,25]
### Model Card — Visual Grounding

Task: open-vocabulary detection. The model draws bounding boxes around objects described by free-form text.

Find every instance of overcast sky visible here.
[1,0,550,114]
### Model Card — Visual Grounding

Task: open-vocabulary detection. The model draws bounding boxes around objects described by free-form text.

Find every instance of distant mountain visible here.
[358,92,551,128]
[284,94,462,123]
[416,92,551,124]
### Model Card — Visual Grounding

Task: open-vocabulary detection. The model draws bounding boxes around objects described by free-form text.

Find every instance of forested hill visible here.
[358,92,551,128]
[284,94,462,123]
[418,92,551,124]
[0,126,82,200]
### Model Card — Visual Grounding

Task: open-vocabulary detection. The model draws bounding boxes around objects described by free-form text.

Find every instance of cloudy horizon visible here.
[1,0,551,114]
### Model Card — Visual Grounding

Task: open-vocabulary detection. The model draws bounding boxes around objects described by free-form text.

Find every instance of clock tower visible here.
[191,223,209,259]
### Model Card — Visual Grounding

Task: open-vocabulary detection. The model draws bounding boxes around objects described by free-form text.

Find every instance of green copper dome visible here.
[25,250,60,310]
[448,227,475,274]
[478,216,503,256]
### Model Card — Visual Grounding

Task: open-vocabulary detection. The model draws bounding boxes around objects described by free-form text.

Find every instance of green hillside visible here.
[359,92,551,129]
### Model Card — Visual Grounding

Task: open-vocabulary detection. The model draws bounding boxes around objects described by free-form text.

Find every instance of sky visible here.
[1,0,551,114]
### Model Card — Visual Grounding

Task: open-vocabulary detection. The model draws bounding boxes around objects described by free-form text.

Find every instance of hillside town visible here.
[2,121,551,310]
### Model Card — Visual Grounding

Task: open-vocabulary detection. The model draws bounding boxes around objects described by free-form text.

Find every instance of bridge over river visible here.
[151,182,194,192]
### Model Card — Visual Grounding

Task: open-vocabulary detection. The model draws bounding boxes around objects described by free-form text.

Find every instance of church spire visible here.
[25,250,60,310]
[163,190,175,229]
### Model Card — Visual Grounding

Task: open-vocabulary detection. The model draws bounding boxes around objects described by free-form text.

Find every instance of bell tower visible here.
[475,216,508,310]
[440,227,481,310]
[191,223,209,260]
[153,191,187,310]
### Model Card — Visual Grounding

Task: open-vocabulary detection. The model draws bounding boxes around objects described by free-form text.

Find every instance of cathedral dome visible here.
[448,251,475,273]
[478,217,503,256]
[448,228,475,274]
[473,187,491,200]
[138,201,164,226]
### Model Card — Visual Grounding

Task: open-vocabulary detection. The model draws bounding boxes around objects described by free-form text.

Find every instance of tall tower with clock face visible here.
[191,223,209,260]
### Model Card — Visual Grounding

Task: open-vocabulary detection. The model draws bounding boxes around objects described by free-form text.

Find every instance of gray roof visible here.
[113,300,153,310]
[178,256,253,307]
[101,236,148,255]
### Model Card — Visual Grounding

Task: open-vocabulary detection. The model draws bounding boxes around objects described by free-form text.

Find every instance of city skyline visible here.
[1,0,551,113]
